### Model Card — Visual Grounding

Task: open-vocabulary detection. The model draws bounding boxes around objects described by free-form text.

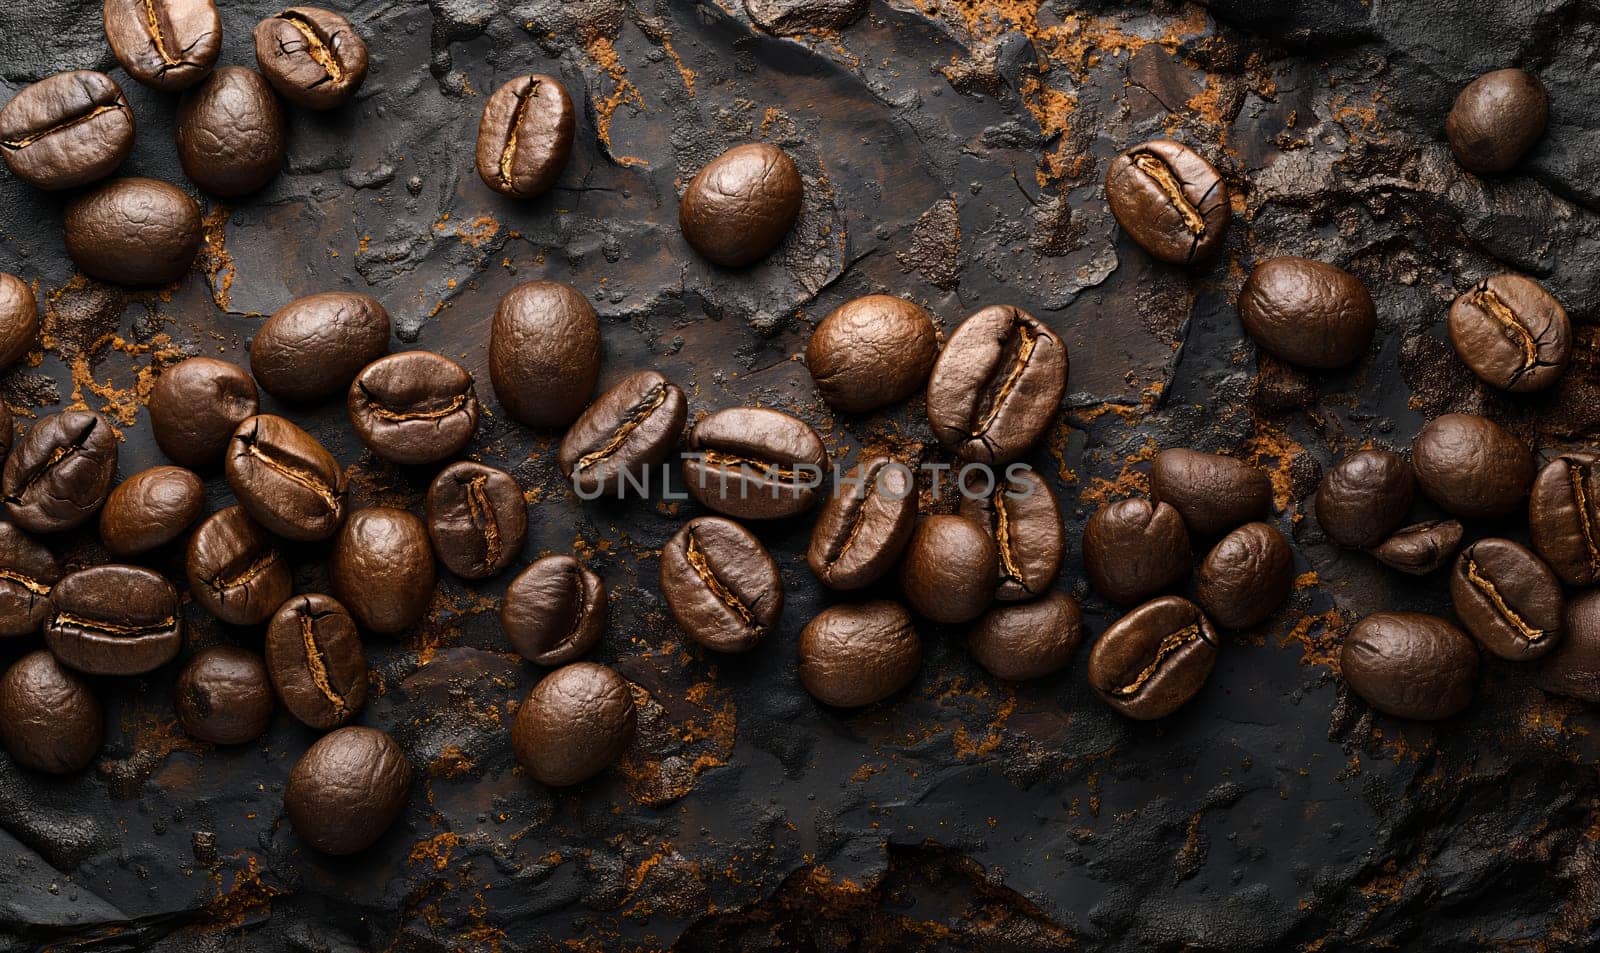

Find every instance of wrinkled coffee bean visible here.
[475,74,573,198]
[0,651,102,774]
[512,662,636,786]
[0,523,60,637]
[226,414,348,541]
[266,593,368,730]
[489,281,601,428]
[175,646,275,745]
[3,409,117,533]
[1450,538,1562,662]
[285,726,410,854]
[1088,595,1219,720]
[1539,590,1600,703]
[1197,522,1294,629]
[1315,449,1415,549]
[1150,448,1270,536]
[502,555,605,665]
[958,465,1063,601]
[176,66,285,197]
[253,7,369,110]
[660,516,782,652]
[65,177,202,286]
[1529,454,1600,586]
[425,461,527,579]
[186,506,293,626]
[103,0,221,92]
[683,407,828,520]
[808,455,916,591]
[925,305,1068,465]
[1238,257,1376,369]
[99,465,205,556]
[1447,274,1569,392]
[899,515,998,624]
[1370,520,1465,575]
[1446,68,1548,174]
[149,357,260,468]
[806,295,939,413]
[0,70,134,190]
[1104,139,1230,264]
[331,507,436,636]
[680,142,802,267]
[1340,612,1478,720]
[798,601,922,707]
[1411,413,1532,518]
[1082,497,1191,605]
[46,565,182,676]
[558,371,686,498]
[967,591,1083,681]
[348,351,479,465]
[0,272,39,369]
[251,292,391,403]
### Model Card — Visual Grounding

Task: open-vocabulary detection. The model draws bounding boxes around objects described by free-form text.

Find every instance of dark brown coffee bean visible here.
[0,273,39,369]
[474,74,573,198]
[1238,257,1376,369]
[331,507,436,636]
[64,177,202,286]
[1446,68,1548,175]
[253,7,370,110]
[425,461,526,579]
[1150,448,1270,536]
[680,142,802,267]
[967,590,1082,681]
[558,371,685,499]
[186,506,292,626]
[1411,413,1532,518]
[1529,454,1600,586]
[512,662,636,786]
[176,66,285,197]
[0,523,60,637]
[683,407,828,520]
[1447,273,1570,393]
[46,565,182,676]
[103,0,221,92]
[1104,139,1230,264]
[1082,497,1191,605]
[0,651,102,773]
[1450,538,1562,662]
[0,70,134,190]
[285,726,410,854]
[806,295,939,413]
[175,646,275,745]
[958,465,1062,601]
[1315,449,1414,549]
[808,455,916,591]
[3,409,117,533]
[266,593,367,730]
[99,465,204,557]
[660,516,782,652]
[226,414,348,542]
[149,357,259,469]
[1196,522,1294,630]
[348,352,479,465]
[925,305,1068,465]
[798,601,922,707]
[489,281,601,428]
[502,555,605,665]
[899,514,998,624]
[1088,595,1218,720]
[1369,520,1465,575]
[251,292,391,404]
[1539,590,1600,703]
[1340,612,1478,720]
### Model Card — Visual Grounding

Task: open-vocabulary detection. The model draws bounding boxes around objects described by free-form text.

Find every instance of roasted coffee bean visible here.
[1447,274,1570,393]
[806,295,939,413]
[253,7,369,110]
[1237,257,1376,369]
[1104,139,1230,264]
[798,601,922,707]
[285,726,410,854]
[1197,522,1294,630]
[0,651,102,773]
[0,272,39,369]
[176,66,285,197]
[266,593,368,730]
[1446,68,1548,174]
[251,292,391,403]
[186,506,292,626]
[502,555,605,665]
[1340,612,1478,720]
[1450,538,1562,662]
[0,523,60,637]
[1315,449,1415,549]
[808,455,917,591]
[1370,520,1464,575]
[899,515,998,624]
[175,646,275,745]
[558,371,686,498]
[512,662,636,786]
[103,0,221,92]
[99,465,205,556]
[1412,413,1532,518]
[425,461,526,579]
[1150,448,1270,536]
[958,465,1062,601]
[489,281,601,428]
[660,516,782,652]
[680,142,802,267]
[3,410,117,533]
[331,507,436,636]
[348,352,479,465]
[1529,454,1600,586]
[1082,498,1191,605]
[475,74,573,198]
[967,591,1083,681]
[0,70,134,190]
[226,415,348,542]
[46,565,181,676]
[1088,595,1219,720]
[1539,590,1600,703]
[149,357,259,468]
[682,407,828,520]
[925,305,1068,465]
[64,177,202,286]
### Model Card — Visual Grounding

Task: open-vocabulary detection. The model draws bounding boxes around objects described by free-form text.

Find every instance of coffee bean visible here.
[285,726,410,854]
[489,281,601,428]
[425,461,527,579]
[103,0,221,92]
[0,651,102,773]
[1088,595,1219,720]
[176,66,285,197]
[967,591,1082,681]
[1150,448,1270,536]
[680,142,802,267]
[1104,139,1230,264]
[660,516,782,652]
[958,464,1062,601]
[64,177,202,286]
[682,407,828,520]
[149,357,259,469]
[558,371,686,498]
[0,272,39,369]
[175,646,275,745]
[1082,498,1191,605]
[805,295,938,413]
[899,514,998,624]
[348,352,479,465]
[512,662,636,786]
[3,410,117,533]
[0,70,134,190]
[1340,612,1478,720]
[331,507,436,636]
[1369,520,1464,575]
[1450,538,1563,662]
[502,555,605,665]
[925,305,1068,465]
[253,7,369,110]
[1447,273,1570,393]
[46,565,182,676]
[1238,257,1376,369]
[1315,449,1414,549]
[251,292,391,404]
[266,593,368,730]
[1529,454,1600,586]
[1196,522,1294,630]
[1446,68,1547,174]
[1538,590,1600,703]
[0,523,60,637]
[99,465,205,557]
[1412,413,1532,518]
[474,74,573,198]
[186,506,292,626]
[798,601,922,707]
[807,455,916,591]
[225,414,348,542]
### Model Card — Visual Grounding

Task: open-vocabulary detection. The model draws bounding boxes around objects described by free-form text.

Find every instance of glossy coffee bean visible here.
[285,726,410,854]
[331,507,436,636]
[186,506,292,626]
[489,281,601,428]
[1340,612,1478,720]
[1088,595,1219,720]
[0,272,39,369]
[1450,538,1562,662]
[475,74,573,198]
[1238,257,1375,369]
[251,292,391,403]
[1447,274,1569,393]
[512,662,636,786]
[226,415,347,542]
[176,67,285,198]
[808,455,916,591]
[99,466,205,557]
[806,295,938,413]
[1539,590,1600,703]
[1529,454,1600,586]
[1197,522,1294,630]
[680,142,802,267]
[660,516,782,653]
[1370,520,1464,575]
[3,410,117,533]
[1315,449,1414,549]
[0,651,102,774]
[558,371,686,498]
[0,523,60,637]
[103,0,221,92]
[266,593,368,730]
[149,357,259,468]
[175,646,275,745]
[426,462,526,579]
[348,352,479,465]
[1104,139,1230,264]
[0,70,134,190]
[1082,498,1191,605]
[1411,413,1532,518]
[958,465,1063,601]
[253,7,369,110]
[1150,448,1270,537]
[1446,68,1548,174]
[798,601,922,707]
[899,515,998,624]
[502,555,605,665]
[925,305,1068,465]
[64,177,202,286]
[683,407,828,520]
[967,591,1082,681]
[46,565,182,676]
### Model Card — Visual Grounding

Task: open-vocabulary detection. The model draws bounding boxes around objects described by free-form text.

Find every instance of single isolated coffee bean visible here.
[808,455,917,591]
[1529,454,1600,586]
[1104,139,1230,265]
[513,662,637,786]
[1539,590,1600,703]
[99,465,205,557]
[0,70,134,190]
[660,516,782,652]
[682,407,828,520]
[253,7,370,110]
[0,651,102,774]
[1237,257,1376,369]
[46,565,182,676]
[1150,448,1270,536]
[958,465,1063,601]
[1197,522,1294,630]
[680,142,803,267]
[925,305,1068,465]
[1411,413,1533,518]
[1340,612,1478,720]
[0,523,60,637]
[1447,273,1570,393]
[149,357,260,468]
[558,371,686,498]
[798,601,922,707]
[348,351,479,465]
[1082,497,1191,605]
[226,415,348,541]
[899,515,999,624]
[65,177,202,286]
[806,295,939,413]
[489,281,601,428]
[1446,68,1548,175]
[1370,520,1464,575]
[103,0,221,92]
[266,593,368,730]
[0,272,39,368]
[475,74,574,198]
[186,506,293,626]
[1450,538,1563,662]
[502,555,605,665]
[1315,449,1415,549]
[330,507,436,636]
[967,590,1083,682]
[3,409,117,533]
[426,461,527,579]
[285,726,410,854]
[176,66,285,197]
[1088,595,1219,720]
[175,646,275,745]
[251,292,391,403]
